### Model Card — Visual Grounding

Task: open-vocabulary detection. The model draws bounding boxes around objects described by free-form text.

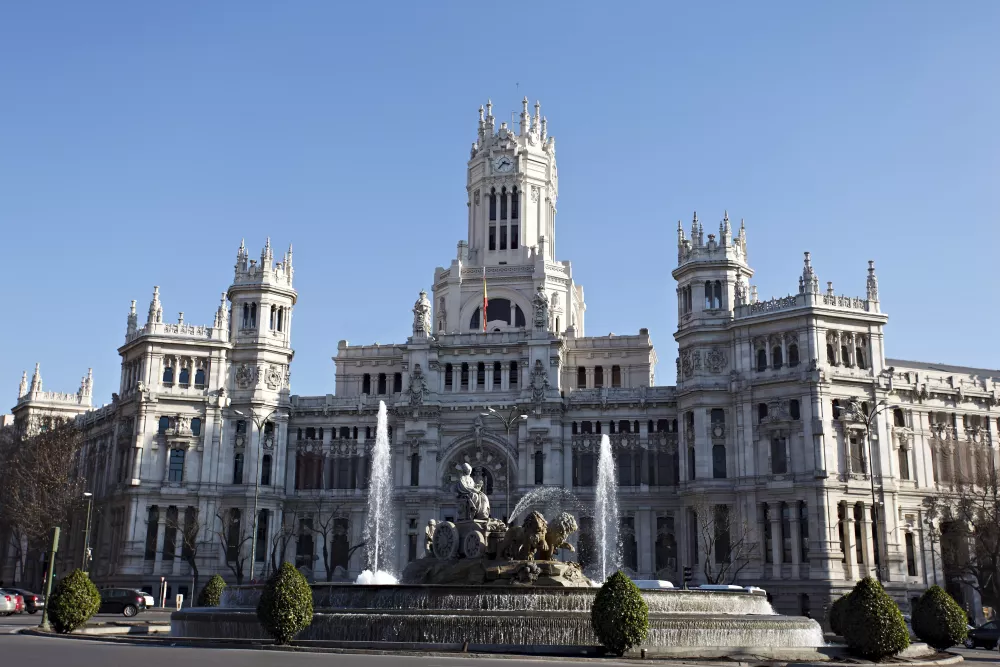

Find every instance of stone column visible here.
[636,509,653,578]
[842,502,855,580]
[790,508,802,579]
[770,509,782,578]
[858,502,874,578]
[153,513,167,574]
[757,503,768,578]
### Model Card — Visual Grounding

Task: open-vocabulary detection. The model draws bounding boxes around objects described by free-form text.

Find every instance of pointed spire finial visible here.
[18,370,27,399]
[479,105,484,122]
[866,259,879,301]
[30,362,41,394]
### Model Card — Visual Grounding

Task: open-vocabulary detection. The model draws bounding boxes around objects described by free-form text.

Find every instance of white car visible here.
[132,590,156,608]
[0,591,17,616]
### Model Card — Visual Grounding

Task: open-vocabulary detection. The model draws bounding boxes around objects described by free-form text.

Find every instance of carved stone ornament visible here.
[681,351,694,379]
[530,185,540,203]
[431,521,459,559]
[235,363,257,389]
[532,286,549,330]
[406,364,428,407]
[705,348,727,374]
[530,360,550,406]
[264,365,283,390]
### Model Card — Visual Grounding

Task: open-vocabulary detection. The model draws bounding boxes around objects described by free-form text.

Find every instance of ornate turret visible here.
[147,286,163,325]
[29,363,41,394]
[80,369,93,397]
[866,260,879,302]
[126,300,138,336]
[18,370,27,399]
[798,252,820,295]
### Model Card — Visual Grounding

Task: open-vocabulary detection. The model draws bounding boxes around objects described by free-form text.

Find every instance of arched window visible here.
[712,445,726,478]
[509,361,518,386]
[757,349,767,372]
[250,303,257,328]
[500,186,508,220]
[594,366,604,388]
[790,400,800,420]
[269,305,276,330]
[242,303,250,328]
[841,344,851,367]
[158,416,170,434]
[757,403,768,423]
[855,343,868,370]
[827,343,836,365]
[772,346,783,369]
[377,373,387,394]
[362,373,371,394]
[460,363,469,389]
[477,362,485,388]
[179,367,190,385]
[194,368,206,387]
[714,281,722,309]
[340,426,350,439]
[445,363,453,389]
[611,365,622,388]
[511,186,519,219]
[493,361,501,388]
[688,446,696,480]
[393,372,402,393]
[788,344,800,367]
[619,420,631,433]
[162,364,174,384]
[534,451,543,485]
[191,417,202,436]
[277,307,284,332]
[577,366,586,388]
[704,281,713,309]
[261,454,272,486]
[233,452,244,484]
[489,187,497,221]
[168,449,185,482]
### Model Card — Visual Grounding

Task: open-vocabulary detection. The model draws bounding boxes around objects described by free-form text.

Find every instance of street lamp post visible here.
[82,492,94,574]
[233,407,278,582]
[480,406,528,522]
[847,398,893,583]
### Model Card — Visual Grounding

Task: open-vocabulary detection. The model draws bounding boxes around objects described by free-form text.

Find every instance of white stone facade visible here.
[4,99,999,622]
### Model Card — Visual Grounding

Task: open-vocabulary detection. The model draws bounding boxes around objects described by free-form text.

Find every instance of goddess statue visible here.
[456,463,491,521]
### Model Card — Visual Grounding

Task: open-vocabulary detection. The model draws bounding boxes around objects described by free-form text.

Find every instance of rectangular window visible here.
[799,502,810,562]
[898,447,910,480]
[410,453,420,487]
[510,224,519,249]
[849,434,866,473]
[771,438,788,474]
[594,366,604,388]
[499,225,507,250]
[781,503,792,563]
[534,452,544,485]
[611,365,621,388]
[488,225,496,251]
[408,534,418,562]
[905,532,917,576]
[168,449,185,482]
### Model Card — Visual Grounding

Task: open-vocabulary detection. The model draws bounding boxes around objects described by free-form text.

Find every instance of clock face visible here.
[493,155,514,173]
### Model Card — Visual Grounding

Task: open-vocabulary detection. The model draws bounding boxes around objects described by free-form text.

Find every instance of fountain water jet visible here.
[594,434,621,582]
[356,401,398,585]
[509,487,585,526]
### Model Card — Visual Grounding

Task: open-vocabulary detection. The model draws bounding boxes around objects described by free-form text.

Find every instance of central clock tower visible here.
[430,97,584,337]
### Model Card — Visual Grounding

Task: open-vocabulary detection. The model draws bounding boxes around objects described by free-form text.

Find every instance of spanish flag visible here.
[482,266,488,331]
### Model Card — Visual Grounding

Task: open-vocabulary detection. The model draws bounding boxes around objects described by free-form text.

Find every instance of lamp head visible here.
[519,414,528,420]
[488,407,497,413]
[83,492,93,498]
[233,409,246,417]
[479,413,491,418]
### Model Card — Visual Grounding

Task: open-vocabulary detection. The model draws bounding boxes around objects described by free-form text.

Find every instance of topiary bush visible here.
[829,593,851,636]
[197,574,227,607]
[256,562,313,645]
[842,577,910,660]
[590,570,649,656]
[912,585,968,649]
[46,569,101,634]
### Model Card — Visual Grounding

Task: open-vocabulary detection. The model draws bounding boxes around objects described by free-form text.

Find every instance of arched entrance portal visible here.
[441,439,515,521]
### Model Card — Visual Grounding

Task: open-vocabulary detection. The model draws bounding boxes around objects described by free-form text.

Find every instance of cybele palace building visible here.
[5,98,999,620]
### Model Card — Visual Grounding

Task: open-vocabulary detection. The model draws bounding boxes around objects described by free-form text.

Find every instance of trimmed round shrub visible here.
[591,570,649,656]
[912,585,968,649]
[256,562,313,645]
[829,593,851,636]
[843,577,910,660]
[46,569,101,634]
[197,574,227,607]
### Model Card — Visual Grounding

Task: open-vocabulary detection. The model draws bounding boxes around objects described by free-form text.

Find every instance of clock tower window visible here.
[489,188,497,221]
[489,225,496,251]
[500,186,508,220]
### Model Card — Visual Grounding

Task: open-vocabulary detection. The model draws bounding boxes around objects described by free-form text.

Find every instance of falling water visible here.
[357,401,398,585]
[509,487,585,526]
[594,434,621,582]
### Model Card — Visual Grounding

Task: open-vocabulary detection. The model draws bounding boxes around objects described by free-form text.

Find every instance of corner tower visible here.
[433,98,585,336]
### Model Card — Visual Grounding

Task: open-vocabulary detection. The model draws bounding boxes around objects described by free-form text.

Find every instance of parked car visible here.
[0,591,17,616]
[6,589,44,614]
[98,588,146,617]
[132,590,156,608]
[965,620,1000,650]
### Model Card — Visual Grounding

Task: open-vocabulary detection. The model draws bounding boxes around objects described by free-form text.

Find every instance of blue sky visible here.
[2,2,997,407]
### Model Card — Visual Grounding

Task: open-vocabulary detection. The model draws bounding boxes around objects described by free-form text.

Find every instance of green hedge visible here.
[197,574,227,607]
[912,585,968,649]
[590,571,649,656]
[828,593,851,636]
[842,577,910,660]
[256,562,313,645]
[47,569,101,634]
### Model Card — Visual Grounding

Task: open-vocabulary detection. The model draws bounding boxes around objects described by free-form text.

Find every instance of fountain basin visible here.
[173,583,825,655]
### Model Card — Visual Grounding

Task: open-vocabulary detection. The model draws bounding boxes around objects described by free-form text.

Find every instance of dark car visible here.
[6,589,44,614]
[98,588,146,617]
[965,620,1000,650]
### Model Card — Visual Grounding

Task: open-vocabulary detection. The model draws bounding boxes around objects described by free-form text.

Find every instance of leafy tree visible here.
[912,585,968,649]
[257,561,313,645]
[47,568,101,633]
[197,574,227,607]
[842,577,909,660]
[591,570,649,656]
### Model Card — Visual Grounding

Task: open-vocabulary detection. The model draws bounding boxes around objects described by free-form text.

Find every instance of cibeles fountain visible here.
[172,405,827,658]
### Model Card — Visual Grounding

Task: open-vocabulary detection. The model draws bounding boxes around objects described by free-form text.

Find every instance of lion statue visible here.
[498,511,549,561]
[538,512,579,560]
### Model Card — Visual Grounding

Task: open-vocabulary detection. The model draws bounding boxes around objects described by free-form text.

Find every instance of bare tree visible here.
[0,423,86,588]
[167,508,203,597]
[310,498,365,580]
[928,461,1000,610]
[214,509,252,584]
[690,501,757,585]
[269,509,298,577]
